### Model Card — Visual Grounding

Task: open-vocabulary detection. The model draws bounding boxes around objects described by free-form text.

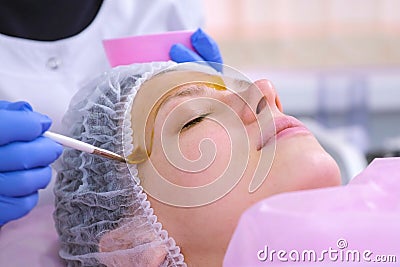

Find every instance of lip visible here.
[257,116,311,150]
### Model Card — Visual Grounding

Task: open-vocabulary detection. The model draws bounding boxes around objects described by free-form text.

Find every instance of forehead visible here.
[137,70,251,104]
[132,70,254,123]
[139,70,226,99]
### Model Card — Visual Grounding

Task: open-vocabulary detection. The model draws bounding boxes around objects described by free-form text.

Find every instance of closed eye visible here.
[181,113,210,131]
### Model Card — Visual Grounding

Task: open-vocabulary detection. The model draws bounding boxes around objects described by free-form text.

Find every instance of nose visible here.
[238,79,283,125]
[254,79,282,113]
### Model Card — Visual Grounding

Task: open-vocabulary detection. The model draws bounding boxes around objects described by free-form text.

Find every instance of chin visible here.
[269,135,342,194]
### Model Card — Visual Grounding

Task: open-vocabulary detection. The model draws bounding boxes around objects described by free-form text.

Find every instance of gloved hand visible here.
[0,101,63,226]
[170,28,223,72]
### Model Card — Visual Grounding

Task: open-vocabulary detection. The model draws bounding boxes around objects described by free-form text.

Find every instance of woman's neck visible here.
[183,247,224,267]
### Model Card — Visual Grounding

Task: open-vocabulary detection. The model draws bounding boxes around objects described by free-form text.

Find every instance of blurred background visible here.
[202,0,400,182]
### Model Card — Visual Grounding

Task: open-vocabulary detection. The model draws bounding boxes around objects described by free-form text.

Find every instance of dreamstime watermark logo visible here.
[123,62,277,207]
[257,238,397,263]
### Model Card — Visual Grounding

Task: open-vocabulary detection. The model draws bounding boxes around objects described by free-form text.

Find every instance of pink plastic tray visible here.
[103,30,195,67]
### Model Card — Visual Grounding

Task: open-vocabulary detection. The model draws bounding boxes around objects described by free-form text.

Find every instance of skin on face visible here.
[99,70,341,266]
[135,71,341,266]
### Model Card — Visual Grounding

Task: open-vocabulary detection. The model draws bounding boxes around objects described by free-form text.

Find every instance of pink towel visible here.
[224,158,400,266]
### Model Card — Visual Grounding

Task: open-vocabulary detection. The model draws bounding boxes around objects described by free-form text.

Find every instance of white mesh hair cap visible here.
[53,61,190,267]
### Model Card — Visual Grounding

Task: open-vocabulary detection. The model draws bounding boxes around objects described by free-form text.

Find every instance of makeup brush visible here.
[43,131,129,163]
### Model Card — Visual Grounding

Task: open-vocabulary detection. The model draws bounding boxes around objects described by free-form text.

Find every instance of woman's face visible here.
[136,70,341,266]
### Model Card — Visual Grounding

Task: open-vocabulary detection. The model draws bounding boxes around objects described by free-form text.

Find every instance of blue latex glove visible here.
[170,28,223,72]
[0,101,63,226]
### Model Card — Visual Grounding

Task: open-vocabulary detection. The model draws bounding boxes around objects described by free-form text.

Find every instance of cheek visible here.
[179,123,230,160]
[178,122,232,186]
[150,121,233,187]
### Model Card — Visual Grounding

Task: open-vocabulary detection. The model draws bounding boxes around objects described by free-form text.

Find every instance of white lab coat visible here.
[0,0,204,205]
[0,0,204,132]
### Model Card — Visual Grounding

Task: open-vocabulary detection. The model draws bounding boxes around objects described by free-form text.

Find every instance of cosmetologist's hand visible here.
[0,101,63,226]
[170,28,223,72]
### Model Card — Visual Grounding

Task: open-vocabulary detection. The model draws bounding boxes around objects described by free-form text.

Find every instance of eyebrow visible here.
[161,84,210,107]
[160,78,250,108]
[174,85,208,97]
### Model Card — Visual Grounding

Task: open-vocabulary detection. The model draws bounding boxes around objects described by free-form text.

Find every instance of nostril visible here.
[256,97,267,114]
[276,96,283,112]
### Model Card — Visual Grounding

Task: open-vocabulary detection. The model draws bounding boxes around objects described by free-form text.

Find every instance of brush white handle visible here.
[43,131,95,153]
